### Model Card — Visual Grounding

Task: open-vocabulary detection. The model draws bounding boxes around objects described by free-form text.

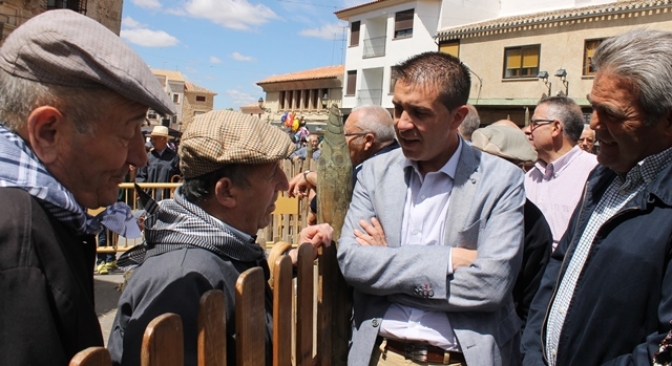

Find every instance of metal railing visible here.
[363,36,386,58]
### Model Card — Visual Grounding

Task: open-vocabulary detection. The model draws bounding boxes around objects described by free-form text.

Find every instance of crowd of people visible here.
[2,9,672,366]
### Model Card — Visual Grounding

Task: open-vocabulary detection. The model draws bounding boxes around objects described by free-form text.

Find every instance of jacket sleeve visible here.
[338,161,525,312]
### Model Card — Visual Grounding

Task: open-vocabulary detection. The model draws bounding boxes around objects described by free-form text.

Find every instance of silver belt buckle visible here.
[406,344,429,363]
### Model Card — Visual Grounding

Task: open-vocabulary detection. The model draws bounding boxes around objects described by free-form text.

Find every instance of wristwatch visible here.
[303,170,312,181]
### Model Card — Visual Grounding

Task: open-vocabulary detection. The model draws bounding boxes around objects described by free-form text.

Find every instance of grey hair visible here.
[458,104,481,141]
[539,96,584,144]
[181,164,253,204]
[0,69,120,134]
[396,52,471,111]
[592,29,672,126]
[350,105,396,144]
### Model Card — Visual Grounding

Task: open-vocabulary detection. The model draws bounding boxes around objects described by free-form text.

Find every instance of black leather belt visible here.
[382,338,466,364]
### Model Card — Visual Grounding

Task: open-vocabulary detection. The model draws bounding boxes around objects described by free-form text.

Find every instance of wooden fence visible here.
[74,243,317,366]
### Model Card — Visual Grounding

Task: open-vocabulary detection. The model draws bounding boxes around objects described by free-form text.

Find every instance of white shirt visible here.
[378,140,462,351]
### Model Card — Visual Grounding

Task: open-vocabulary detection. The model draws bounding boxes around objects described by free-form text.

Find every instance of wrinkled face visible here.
[393,80,463,174]
[51,97,148,208]
[235,161,289,235]
[579,129,595,152]
[151,135,168,151]
[344,111,369,166]
[589,69,670,173]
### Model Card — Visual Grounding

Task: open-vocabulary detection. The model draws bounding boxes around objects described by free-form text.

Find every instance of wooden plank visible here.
[316,104,353,366]
[198,290,227,366]
[69,347,111,366]
[295,243,314,366]
[273,255,293,366]
[236,267,266,366]
[141,313,184,366]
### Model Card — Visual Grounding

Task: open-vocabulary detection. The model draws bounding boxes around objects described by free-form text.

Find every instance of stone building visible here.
[256,65,344,134]
[0,0,123,43]
[182,81,217,132]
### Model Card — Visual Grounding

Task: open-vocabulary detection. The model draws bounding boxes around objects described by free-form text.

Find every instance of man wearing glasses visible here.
[523,96,597,251]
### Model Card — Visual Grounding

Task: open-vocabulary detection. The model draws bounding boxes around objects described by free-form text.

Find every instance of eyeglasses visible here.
[529,119,555,132]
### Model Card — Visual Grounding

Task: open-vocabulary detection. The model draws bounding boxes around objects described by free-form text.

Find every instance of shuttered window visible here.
[350,21,360,46]
[346,70,357,96]
[503,45,540,78]
[439,40,459,58]
[394,9,414,39]
[583,39,604,75]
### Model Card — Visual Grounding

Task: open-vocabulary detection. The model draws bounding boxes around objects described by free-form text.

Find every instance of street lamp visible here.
[537,71,552,97]
[321,93,329,108]
[555,68,569,96]
[258,97,272,123]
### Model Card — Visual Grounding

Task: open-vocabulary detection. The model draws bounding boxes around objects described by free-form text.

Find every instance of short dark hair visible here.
[181,164,253,203]
[395,51,471,111]
[539,96,585,144]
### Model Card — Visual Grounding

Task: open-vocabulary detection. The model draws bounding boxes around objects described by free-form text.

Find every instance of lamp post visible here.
[321,92,329,109]
[257,97,272,123]
[555,68,569,96]
[537,71,552,97]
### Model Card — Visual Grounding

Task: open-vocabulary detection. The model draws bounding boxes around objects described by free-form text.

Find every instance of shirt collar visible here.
[534,145,583,179]
[210,215,256,243]
[617,145,672,189]
[403,136,463,180]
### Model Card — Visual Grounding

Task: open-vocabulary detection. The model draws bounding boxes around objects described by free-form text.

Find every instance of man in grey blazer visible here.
[337,52,525,366]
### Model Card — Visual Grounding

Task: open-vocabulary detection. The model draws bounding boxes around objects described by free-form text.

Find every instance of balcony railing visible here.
[357,88,383,106]
[363,36,386,59]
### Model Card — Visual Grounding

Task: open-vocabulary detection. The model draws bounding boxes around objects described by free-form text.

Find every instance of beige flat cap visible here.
[0,10,175,116]
[179,110,295,179]
[471,124,538,163]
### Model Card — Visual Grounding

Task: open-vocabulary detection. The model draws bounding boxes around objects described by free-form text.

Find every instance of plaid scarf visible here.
[0,125,138,236]
[118,186,265,267]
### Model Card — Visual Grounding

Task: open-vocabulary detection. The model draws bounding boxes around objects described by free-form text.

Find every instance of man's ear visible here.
[450,105,469,131]
[24,106,65,165]
[214,177,237,209]
[363,133,375,151]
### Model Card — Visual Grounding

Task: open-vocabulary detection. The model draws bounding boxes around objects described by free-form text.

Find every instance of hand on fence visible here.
[288,223,334,265]
[354,217,387,247]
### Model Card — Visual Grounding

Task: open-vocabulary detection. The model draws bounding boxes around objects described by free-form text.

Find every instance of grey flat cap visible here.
[0,10,175,115]
[179,110,295,179]
[471,125,538,163]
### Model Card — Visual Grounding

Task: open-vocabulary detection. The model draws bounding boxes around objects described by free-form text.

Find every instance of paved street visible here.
[94,271,125,345]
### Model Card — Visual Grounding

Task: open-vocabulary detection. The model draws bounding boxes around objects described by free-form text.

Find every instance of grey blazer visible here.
[337,144,525,366]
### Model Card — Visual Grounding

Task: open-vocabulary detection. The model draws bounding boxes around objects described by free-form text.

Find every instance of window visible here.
[346,70,357,96]
[389,66,399,94]
[439,40,459,58]
[47,0,86,14]
[279,91,286,109]
[503,45,540,78]
[311,89,319,109]
[172,93,180,104]
[302,90,310,109]
[583,39,604,76]
[394,9,414,39]
[196,95,206,102]
[287,91,294,109]
[350,21,361,46]
[147,110,157,119]
[321,89,329,109]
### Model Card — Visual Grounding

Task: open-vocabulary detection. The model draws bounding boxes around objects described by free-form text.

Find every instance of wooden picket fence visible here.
[74,243,318,366]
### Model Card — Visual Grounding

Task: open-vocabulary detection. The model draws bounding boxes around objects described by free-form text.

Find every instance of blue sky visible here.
[121,0,368,110]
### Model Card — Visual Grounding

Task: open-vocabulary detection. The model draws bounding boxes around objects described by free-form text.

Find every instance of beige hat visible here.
[179,110,295,179]
[471,125,538,163]
[149,125,174,140]
[0,10,175,116]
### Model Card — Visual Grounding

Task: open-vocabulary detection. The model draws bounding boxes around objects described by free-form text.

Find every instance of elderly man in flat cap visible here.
[0,10,175,365]
[108,110,333,366]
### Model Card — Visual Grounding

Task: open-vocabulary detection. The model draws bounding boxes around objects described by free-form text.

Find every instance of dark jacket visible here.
[0,188,103,365]
[522,163,672,365]
[136,148,179,199]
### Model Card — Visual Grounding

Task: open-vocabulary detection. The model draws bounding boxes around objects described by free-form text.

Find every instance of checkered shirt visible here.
[546,146,672,365]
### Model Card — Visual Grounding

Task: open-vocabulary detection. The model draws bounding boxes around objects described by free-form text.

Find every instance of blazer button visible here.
[428,290,434,298]
[372,319,379,327]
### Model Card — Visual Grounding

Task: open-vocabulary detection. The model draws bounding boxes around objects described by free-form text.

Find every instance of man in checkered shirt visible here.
[522,29,672,366]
